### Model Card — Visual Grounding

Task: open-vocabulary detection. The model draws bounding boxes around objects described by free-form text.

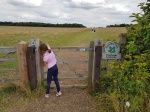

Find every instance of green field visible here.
[0,26,127,47]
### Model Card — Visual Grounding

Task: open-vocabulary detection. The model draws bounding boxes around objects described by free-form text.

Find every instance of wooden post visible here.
[92,39,103,90]
[29,39,43,84]
[88,41,94,90]
[35,39,42,83]
[16,41,29,91]
[119,33,126,45]
[26,46,37,90]
[119,33,126,62]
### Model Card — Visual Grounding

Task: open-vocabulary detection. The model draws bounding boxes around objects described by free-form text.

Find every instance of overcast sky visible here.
[0,0,147,27]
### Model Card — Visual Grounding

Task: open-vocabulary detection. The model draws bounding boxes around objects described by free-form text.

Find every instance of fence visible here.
[0,38,103,91]
[0,47,19,84]
[26,38,103,91]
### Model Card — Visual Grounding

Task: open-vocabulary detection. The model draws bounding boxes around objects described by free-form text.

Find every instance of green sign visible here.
[103,41,121,59]
[104,41,120,54]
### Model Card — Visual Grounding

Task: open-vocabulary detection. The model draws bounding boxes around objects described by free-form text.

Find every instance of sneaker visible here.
[56,91,62,96]
[45,94,49,98]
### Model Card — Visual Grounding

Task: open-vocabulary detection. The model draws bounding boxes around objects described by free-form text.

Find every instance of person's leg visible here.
[46,68,53,94]
[53,65,60,92]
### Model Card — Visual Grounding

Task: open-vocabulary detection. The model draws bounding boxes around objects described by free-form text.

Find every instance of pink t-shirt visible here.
[43,51,57,69]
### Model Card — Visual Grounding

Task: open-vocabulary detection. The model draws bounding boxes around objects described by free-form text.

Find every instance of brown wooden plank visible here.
[59,71,88,75]
[0,47,16,53]
[44,71,88,75]
[0,77,19,81]
[0,58,17,61]
[59,77,87,81]
[51,84,87,88]
[51,46,92,52]
[58,60,88,64]
[0,68,18,71]
[43,74,88,81]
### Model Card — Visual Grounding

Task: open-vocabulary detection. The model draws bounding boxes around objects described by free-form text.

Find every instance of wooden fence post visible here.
[88,41,94,90]
[119,33,126,45]
[16,41,29,91]
[35,39,42,83]
[92,39,103,90]
[119,33,126,62]
[26,46,37,90]
[29,39,43,84]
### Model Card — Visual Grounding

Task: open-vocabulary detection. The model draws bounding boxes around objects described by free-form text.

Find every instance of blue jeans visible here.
[46,64,60,94]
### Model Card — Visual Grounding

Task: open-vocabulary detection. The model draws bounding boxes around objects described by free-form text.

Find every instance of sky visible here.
[0,0,147,27]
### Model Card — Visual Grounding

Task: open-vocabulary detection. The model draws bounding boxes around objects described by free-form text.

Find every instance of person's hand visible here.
[43,62,47,66]
[46,44,51,49]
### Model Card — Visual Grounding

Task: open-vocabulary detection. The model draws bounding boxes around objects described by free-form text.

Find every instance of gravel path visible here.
[4,88,97,112]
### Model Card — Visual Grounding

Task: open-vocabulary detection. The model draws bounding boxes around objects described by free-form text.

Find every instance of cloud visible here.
[6,0,43,7]
[72,0,105,4]
[0,0,147,27]
[65,0,105,10]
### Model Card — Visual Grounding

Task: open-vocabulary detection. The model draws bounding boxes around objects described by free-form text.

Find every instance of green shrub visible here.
[99,53,150,111]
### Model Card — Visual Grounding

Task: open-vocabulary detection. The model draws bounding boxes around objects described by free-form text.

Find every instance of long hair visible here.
[40,44,51,53]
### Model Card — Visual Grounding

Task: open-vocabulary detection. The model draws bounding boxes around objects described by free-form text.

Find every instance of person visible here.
[40,43,62,97]
[93,27,96,32]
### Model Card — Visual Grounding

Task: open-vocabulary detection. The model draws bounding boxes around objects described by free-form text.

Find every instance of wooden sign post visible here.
[92,39,103,90]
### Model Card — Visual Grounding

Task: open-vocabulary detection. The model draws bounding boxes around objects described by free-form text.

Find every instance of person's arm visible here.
[46,44,51,53]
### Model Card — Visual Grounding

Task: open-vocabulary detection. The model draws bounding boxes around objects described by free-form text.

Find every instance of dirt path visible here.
[4,88,97,112]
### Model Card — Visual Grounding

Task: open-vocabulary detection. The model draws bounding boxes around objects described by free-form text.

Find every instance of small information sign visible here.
[102,41,121,59]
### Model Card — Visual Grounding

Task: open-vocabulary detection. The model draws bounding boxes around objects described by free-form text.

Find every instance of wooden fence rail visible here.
[0,47,17,72]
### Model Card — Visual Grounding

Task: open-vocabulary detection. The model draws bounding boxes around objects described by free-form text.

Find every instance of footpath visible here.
[4,88,97,112]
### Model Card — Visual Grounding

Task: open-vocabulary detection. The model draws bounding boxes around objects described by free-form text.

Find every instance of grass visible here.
[0,26,127,46]
[0,26,127,111]
[0,83,46,112]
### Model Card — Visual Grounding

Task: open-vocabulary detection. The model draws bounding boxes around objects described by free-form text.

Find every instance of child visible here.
[40,44,62,97]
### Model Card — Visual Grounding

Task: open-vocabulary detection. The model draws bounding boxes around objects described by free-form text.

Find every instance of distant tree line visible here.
[106,23,130,27]
[0,21,86,28]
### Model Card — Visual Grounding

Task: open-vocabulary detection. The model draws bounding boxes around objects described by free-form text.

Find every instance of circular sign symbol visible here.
[104,41,120,54]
